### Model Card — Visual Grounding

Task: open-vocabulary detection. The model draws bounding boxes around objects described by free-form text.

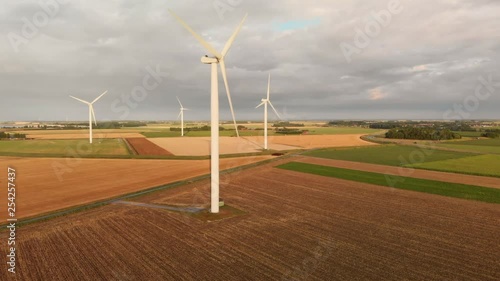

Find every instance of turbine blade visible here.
[221,13,248,57]
[177,110,182,120]
[255,102,265,109]
[69,95,90,105]
[268,101,281,119]
[91,90,108,104]
[267,73,271,100]
[176,96,183,108]
[219,60,239,137]
[90,105,97,126]
[168,9,222,58]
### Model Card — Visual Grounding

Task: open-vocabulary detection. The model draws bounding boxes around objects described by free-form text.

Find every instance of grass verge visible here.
[277,162,500,204]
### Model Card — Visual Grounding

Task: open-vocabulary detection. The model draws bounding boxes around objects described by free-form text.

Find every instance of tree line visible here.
[169,126,227,132]
[385,127,461,140]
[0,132,26,139]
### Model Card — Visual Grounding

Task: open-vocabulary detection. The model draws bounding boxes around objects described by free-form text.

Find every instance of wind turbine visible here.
[176,96,189,136]
[169,9,246,213]
[69,91,108,144]
[256,74,281,150]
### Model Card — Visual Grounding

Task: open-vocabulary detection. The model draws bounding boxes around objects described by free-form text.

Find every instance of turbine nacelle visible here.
[201,56,218,64]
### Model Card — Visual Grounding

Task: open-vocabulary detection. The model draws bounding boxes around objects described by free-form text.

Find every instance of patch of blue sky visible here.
[274,18,321,31]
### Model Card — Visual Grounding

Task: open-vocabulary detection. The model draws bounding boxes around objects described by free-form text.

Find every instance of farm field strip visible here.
[0,139,130,156]
[244,134,378,149]
[3,160,499,280]
[442,138,500,146]
[25,132,146,140]
[12,128,157,135]
[141,127,382,138]
[277,161,500,203]
[293,156,500,188]
[433,143,500,154]
[406,154,500,177]
[304,145,476,166]
[303,144,500,178]
[148,137,298,156]
[0,155,273,221]
[125,138,173,156]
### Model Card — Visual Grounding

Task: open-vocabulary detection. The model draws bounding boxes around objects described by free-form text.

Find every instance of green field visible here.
[0,139,129,156]
[407,154,500,177]
[143,126,380,138]
[277,162,500,203]
[142,130,256,138]
[304,145,475,166]
[436,138,500,154]
[452,131,483,137]
[12,127,161,135]
[442,138,500,146]
[302,127,380,135]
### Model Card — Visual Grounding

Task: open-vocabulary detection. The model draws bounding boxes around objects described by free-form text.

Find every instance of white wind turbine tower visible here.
[256,74,281,150]
[69,91,108,144]
[169,9,246,213]
[176,96,189,136]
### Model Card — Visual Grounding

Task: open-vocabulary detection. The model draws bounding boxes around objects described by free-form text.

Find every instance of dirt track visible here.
[295,156,500,189]
[125,138,172,155]
[0,155,272,221]
[1,158,498,280]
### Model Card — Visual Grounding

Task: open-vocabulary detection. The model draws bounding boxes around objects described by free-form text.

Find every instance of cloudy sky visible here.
[1,0,499,122]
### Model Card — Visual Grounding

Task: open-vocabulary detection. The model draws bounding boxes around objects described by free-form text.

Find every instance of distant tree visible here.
[482,132,499,138]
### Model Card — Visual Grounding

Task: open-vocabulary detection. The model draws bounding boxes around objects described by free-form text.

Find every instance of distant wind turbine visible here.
[256,74,280,150]
[169,9,247,213]
[176,96,189,136]
[69,91,108,144]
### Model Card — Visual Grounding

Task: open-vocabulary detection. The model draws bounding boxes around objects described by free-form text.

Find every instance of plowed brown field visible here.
[1,158,499,280]
[125,138,172,155]
[0,155,272,221]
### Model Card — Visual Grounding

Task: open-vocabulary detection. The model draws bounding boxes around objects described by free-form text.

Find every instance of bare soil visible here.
[125,138,173,155]
[245,134,378,149]
[1,158,498,280]
[148,134,376,156]
[0,155,272,221]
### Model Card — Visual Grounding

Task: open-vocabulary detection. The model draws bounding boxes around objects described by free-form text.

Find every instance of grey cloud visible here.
[1,0,499,121]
